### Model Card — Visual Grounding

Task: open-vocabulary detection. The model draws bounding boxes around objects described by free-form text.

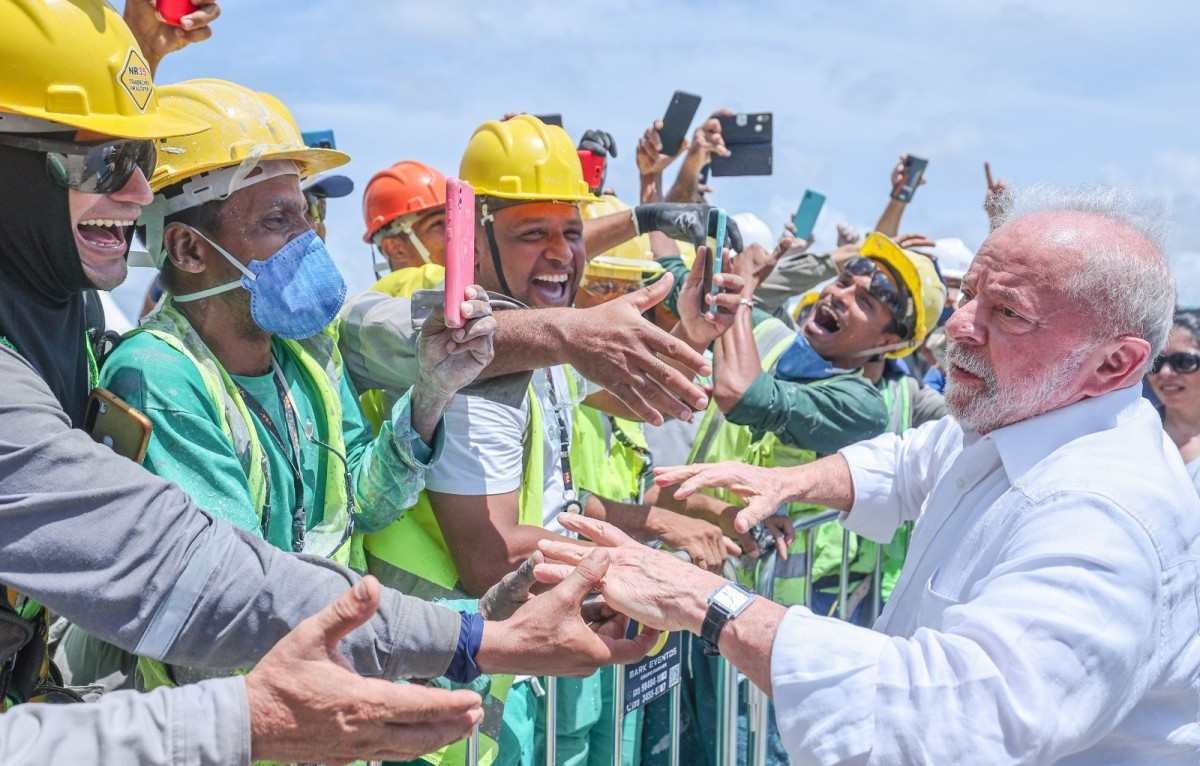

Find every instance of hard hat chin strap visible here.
[398,220,433,265]
[850,340,911,360]
[480,200,516,300]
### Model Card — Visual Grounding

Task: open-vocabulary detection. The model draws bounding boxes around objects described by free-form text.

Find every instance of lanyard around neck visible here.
[542,368,583,515]
[234,358,308,552]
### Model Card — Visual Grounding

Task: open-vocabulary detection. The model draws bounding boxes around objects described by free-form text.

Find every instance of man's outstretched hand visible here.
[535,514,725,635]
[476,549,660,677]
[246,576,483,764]
[563,273,711,425]
[654,461,796,534]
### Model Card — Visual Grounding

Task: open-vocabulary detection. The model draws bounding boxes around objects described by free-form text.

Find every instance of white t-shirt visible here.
[425,365,581,532]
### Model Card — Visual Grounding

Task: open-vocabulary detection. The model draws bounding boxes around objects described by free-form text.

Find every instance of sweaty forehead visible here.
[223,175,305,217]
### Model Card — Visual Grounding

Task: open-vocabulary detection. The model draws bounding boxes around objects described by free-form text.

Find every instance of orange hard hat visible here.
[361,160,447,243]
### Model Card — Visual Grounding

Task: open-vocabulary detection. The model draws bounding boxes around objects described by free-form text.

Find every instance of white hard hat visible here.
[732,212,773,252]
[920,238,974,281]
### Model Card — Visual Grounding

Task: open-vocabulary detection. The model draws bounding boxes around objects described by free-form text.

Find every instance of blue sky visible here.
[112,0,1200,316]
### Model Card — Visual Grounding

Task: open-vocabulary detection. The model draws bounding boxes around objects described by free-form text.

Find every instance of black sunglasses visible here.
[843,256,913,338]
[1152,352,1200,375]
[0,134,156,194]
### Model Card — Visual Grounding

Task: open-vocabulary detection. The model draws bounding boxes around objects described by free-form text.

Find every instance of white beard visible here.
[944,341,1090,433]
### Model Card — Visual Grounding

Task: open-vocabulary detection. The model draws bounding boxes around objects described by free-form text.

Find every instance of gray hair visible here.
[996,184,1175,365]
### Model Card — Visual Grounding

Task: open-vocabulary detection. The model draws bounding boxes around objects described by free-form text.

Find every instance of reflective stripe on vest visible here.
[137,298,355,563]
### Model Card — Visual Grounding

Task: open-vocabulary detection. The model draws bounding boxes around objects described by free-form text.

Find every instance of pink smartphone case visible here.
[443,178,475,327]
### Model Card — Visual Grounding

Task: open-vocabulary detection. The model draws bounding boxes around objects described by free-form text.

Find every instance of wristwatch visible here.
[700,582,755,655]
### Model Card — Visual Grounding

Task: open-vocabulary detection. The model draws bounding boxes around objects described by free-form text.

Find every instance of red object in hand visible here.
[577,151,607,194]
[156,0,194,27]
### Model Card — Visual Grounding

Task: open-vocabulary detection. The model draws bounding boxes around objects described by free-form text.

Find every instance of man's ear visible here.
[1082,336,1152,397]
[162,222,209,275]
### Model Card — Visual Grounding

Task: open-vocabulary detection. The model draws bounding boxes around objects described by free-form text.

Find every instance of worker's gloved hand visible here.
[479,552,541,621]
[578,129,617,159]
[634,203,744,252]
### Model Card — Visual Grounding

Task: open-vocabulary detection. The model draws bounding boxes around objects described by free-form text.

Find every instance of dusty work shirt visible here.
[770,384,1200,765]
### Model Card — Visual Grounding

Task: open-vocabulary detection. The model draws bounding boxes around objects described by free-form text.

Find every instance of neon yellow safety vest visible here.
[566,372,652,504]
[356,266,535,766]
[133,299,358,697]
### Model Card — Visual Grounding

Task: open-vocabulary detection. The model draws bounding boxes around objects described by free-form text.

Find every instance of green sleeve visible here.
[99,334,259,534]
[726,370,889,454]
[342,369,442,533]
[656,255,690,317]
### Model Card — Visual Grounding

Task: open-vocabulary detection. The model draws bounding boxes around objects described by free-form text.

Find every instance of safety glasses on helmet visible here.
[0,134,156,194]
[842,256,912,338]
[1152,351,1200,375]
[304,191,326,225]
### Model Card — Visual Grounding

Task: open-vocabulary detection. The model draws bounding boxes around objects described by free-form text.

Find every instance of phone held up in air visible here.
[791,190,826,241]
[534,113,563,128]
[709,112,773,177]
[657,91,702,157]
[702,208,728,318]
[894,155,929,203]
[84,388,153,464]
[443,178,476,328]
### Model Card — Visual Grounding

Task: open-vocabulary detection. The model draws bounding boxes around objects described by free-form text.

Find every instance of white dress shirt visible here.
[769,384,1200,765]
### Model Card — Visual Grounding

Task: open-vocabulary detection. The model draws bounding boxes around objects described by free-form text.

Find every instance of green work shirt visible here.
[100,332,435,552]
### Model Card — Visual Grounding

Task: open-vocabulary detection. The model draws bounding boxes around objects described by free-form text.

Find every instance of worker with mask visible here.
[0,5,652,763]
[54,76,494,693]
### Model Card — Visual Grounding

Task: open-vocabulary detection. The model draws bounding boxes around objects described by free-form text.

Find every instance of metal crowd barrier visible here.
[459,511,880,766]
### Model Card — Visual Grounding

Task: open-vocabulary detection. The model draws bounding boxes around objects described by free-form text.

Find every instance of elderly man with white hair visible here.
[536,185,1200,765]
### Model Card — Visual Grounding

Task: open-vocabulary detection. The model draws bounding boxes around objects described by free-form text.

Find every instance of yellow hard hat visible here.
[0,0,203,139]
[150,79,349,193]
[584,255,665,284]
[459,114,591,203]
[859,232,947,359]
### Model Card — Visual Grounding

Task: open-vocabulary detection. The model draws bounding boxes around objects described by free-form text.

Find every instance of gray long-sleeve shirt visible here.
[0,346,460,765]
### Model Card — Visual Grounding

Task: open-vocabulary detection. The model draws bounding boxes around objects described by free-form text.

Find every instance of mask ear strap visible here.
[170,226,256,303]
[398,219,433,265]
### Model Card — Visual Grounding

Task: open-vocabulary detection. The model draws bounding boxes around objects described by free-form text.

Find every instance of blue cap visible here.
[303,174,355,199]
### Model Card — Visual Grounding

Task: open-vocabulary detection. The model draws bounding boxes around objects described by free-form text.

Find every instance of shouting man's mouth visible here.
[76,218,134,253]
[807,302,843,336]
[530,270,572,306]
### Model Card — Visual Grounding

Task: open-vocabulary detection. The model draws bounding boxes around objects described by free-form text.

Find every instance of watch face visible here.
[712,585,751,612]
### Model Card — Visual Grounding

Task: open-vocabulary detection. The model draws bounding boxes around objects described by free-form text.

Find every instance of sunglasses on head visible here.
[843,256,913,338]
[1152,351,1200,375]
[0,133,156,194]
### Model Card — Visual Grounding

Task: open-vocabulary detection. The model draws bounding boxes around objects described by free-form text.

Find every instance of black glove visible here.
[634,203,744,252]
[578,129,617,159]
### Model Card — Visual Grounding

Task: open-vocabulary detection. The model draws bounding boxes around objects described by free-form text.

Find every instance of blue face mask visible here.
[774,332,849,381]
[174,228,347,340]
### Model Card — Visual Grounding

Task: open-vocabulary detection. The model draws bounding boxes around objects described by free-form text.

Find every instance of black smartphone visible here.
[534,113,563,128]
[709,112,773,177]
[657,91,701,156]
[894,155,928,203]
